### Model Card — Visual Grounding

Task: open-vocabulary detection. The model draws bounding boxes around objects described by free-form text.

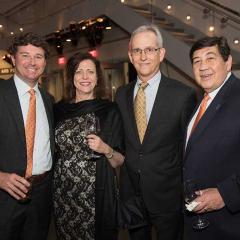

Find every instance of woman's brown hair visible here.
[63,52,105,102]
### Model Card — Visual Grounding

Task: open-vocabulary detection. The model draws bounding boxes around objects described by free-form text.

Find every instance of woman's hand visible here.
[85,134,124,168]
[86,134,109,154]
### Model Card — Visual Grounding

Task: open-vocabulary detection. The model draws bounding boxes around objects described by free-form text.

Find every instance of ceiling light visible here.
[167,4,172,10]
[66,39,71,42]
[209,26,215,32]
[0,25,3,28]
[234,39,239,45]
[97,18,104,22]
[10,32,14,35]
[121,0,125,2]
[186,15,191,21]
[19,27,23,32]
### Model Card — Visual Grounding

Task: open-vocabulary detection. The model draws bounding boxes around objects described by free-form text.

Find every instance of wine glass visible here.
[84,115,101,159]
[184,179,210,230]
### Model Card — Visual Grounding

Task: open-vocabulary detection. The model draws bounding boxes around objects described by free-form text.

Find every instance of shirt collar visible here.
[137,71,161,87]
[208,72,231,99]
[14,74,39,97]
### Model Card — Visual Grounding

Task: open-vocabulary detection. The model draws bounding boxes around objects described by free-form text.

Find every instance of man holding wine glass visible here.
[184,36,240,239]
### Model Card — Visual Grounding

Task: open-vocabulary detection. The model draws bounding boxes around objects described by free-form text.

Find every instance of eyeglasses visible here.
[131,47,161,56]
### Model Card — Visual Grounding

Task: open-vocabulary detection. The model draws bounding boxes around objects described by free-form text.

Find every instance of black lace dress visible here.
[53,99,123,240]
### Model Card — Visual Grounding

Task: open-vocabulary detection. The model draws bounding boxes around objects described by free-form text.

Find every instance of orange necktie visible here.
[191,93,210,134]
[25,89,36,178]
[134,82,148,143]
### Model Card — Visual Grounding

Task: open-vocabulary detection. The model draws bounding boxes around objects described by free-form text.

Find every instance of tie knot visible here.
[139,82,148,90]
[29,89,35,96]
[203,93,210,102]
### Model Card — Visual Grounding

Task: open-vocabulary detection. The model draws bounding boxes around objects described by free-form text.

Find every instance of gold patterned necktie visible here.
[191,93,210,134]
[134,82,148,143]
[25,89,36,178]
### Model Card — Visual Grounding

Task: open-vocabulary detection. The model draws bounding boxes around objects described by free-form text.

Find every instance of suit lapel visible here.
[186,75,235,155]
[39,88,54,155]
[126,81,142,145]
[183,98,202,152]
[3,78,25,145]
[142,75,169,144]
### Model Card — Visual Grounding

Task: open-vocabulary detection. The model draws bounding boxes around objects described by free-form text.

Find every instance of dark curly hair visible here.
[190,36,231,64]
[8,32,49,59]
[63,52,105,102]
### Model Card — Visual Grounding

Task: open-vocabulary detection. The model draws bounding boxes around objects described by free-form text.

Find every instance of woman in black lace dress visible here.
[53,53,124,240]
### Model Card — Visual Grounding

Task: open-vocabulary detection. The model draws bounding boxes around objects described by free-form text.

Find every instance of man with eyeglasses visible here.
[115,25,196,240]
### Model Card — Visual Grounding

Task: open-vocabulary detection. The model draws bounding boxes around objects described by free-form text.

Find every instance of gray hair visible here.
[129,24,163,50]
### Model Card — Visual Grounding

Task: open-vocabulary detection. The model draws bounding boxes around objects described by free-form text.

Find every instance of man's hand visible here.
[0,172,30,200]
[193,188,225,213]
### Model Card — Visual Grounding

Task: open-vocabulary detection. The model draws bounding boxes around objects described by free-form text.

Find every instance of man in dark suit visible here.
[0,33,54,240]
[115,24,196,240]
[184,36,240,240]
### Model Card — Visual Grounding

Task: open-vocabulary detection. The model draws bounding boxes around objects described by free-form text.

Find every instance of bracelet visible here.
[105,148,114,159]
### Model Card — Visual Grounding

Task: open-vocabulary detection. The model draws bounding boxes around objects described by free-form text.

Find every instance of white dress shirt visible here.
[134,71,161,122]
[186,72,231,147]
[14,75,52,174]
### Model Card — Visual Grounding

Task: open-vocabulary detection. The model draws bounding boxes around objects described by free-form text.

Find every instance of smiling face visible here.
[128,31,165,82]
[192,45,232,93]
[74,59,97,101]
[11,44,46,87]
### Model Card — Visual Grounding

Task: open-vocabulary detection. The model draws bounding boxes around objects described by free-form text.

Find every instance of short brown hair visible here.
[8,32,49,59]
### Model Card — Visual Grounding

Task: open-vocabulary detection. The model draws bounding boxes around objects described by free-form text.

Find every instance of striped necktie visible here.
[25,89,36,178]
[191,93,210,134]
[134,82,148,143]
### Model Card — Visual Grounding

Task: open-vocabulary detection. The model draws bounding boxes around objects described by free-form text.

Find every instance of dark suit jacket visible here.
[184,74,240,240]
[115,74,196,214]
[0,77,54,219]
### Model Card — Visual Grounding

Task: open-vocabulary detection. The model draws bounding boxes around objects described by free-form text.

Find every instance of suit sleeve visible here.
[181,89,197,133]
[110,104,125,154]
[218,174,240,213]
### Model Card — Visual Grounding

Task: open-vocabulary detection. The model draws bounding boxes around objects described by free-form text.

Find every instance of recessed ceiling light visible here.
[186,15,191,21]
[167,4,172,10]
[209,26,215,32]
[234,39,239,45]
